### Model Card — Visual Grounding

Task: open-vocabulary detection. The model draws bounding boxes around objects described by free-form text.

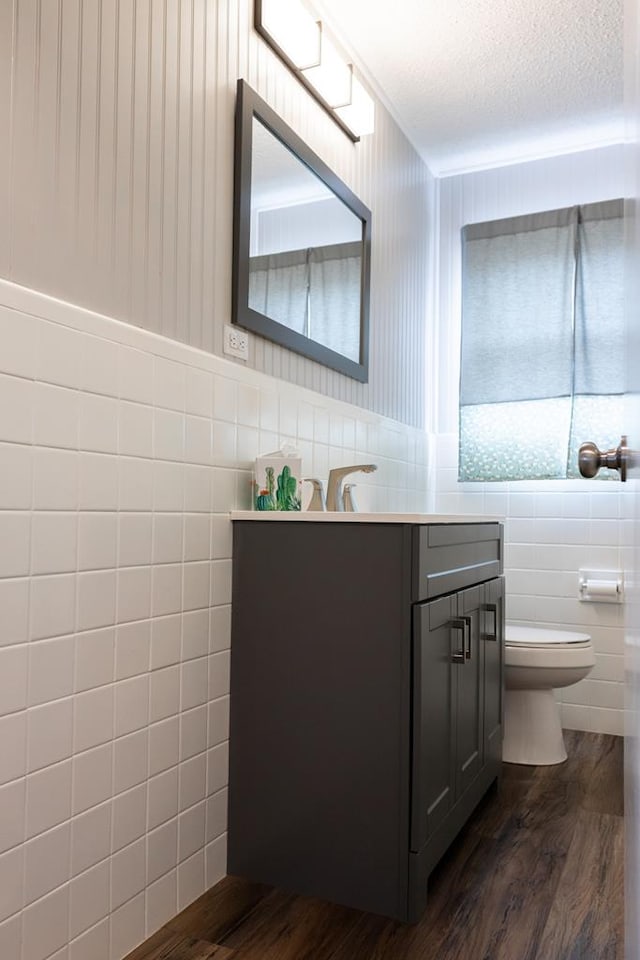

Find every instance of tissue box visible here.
[254,453,302,511]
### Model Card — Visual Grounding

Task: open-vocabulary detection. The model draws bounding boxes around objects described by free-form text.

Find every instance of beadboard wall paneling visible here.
[1,0,432,428]
[0,277,430,960]
[432,145,628,736]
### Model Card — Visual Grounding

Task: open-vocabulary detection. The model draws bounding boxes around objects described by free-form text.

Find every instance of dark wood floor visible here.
[126,731,623,960]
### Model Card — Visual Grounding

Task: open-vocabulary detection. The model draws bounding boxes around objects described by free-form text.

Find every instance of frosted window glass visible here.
[459,399,572,481]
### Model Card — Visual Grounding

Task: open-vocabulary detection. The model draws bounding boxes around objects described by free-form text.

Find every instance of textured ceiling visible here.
[316,0,624,174]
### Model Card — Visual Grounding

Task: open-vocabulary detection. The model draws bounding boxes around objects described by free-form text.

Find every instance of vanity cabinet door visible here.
[454,586,484,797]
[410,595,457,852]
[483,577,505,766]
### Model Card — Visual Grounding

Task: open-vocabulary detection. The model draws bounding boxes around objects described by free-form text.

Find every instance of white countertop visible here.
[230,511,502,524]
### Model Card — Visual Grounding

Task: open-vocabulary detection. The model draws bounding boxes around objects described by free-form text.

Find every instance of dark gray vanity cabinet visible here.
[228,519,504,924]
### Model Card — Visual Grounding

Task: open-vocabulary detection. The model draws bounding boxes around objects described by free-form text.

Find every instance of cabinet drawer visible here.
[413,523,502,602]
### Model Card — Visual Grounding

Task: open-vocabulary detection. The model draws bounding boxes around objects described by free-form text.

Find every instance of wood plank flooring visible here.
[125,731,623,960]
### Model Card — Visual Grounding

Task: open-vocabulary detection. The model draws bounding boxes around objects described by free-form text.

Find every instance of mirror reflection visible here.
[232,80,371,382]
[249,118,363,363]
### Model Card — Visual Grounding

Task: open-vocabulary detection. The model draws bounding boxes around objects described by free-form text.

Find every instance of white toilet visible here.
[503,623,596,765]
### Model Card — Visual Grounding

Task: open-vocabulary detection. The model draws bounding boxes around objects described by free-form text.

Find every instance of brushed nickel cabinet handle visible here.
[483,603,498,641]
[450,619,466,664]
[462,616,472,660]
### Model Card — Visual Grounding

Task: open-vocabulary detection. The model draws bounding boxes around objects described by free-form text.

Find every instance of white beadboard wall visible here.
[0,0,433,428]
[432,145,629,736]
[0,277,430,960]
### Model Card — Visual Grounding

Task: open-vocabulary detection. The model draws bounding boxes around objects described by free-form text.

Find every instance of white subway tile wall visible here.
[0,280,429,960]
[433,433,626,737]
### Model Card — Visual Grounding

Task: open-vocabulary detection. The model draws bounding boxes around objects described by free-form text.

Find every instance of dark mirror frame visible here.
[232,79,371,383]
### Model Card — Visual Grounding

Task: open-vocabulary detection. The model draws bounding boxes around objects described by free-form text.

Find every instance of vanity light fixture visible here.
[258,0,321,70]
[302,29,352,108]
[255,0,375,141]
[335,73,375,138]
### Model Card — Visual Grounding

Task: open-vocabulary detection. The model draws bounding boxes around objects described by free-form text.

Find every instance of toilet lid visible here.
[505,624,592,646]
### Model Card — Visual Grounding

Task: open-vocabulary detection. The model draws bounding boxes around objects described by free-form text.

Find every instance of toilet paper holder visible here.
[578,569,623,604]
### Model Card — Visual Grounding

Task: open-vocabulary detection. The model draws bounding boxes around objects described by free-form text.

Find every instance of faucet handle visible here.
[303,478,326,511]
[343,483,357,512]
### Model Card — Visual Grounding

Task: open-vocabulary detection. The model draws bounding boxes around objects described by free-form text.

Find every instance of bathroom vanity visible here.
[228,514,504,923]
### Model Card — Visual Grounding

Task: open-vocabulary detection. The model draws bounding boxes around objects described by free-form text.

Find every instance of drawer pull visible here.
[483,603,498,641]
[450,619,466,664]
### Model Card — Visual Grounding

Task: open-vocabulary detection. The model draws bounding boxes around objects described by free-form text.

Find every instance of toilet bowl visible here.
[503,624,595,765]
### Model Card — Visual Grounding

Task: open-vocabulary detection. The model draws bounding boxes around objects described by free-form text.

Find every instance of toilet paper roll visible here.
[582,579,619,598]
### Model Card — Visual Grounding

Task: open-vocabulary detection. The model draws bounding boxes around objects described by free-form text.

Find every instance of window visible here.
[459,200,624,481]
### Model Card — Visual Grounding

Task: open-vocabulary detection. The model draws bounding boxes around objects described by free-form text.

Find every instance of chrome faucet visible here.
[326,464,377,511]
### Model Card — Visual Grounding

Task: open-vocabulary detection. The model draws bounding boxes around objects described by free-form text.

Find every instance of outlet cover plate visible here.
[224,324,249,360]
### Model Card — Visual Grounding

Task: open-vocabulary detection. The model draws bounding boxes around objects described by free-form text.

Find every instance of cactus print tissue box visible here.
[254,454,302,511]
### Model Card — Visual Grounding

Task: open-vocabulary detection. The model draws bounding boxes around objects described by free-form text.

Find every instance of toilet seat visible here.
[506,624,592,648]
[505,643,595,671]
[505,624,594,672]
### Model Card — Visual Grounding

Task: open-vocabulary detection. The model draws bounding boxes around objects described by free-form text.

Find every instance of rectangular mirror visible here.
[232,80,371,382]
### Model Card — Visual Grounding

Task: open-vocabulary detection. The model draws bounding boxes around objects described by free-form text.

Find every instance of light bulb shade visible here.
[259,0,321,69]
[254,0,375,140]
[302,30,353,108]
[335,74,375,137]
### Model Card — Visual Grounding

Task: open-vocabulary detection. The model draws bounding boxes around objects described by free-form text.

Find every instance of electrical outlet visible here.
[224,324,249,360]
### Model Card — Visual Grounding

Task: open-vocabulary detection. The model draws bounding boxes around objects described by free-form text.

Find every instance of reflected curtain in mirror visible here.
[459,200,624,481]
[248,242,361,362]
